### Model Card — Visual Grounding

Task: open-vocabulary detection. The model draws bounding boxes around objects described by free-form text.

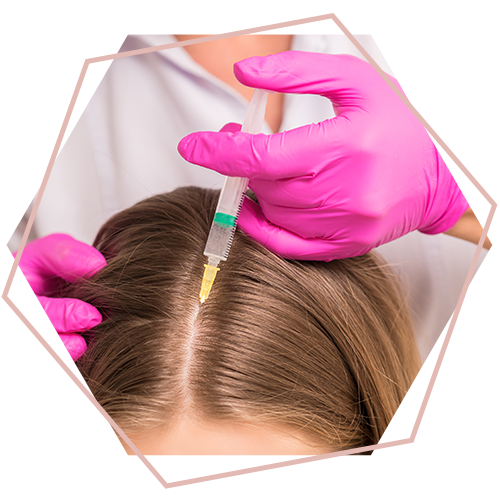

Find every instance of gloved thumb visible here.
[219,122,242,133]
[234,51,388,108]
[237,197,342,261]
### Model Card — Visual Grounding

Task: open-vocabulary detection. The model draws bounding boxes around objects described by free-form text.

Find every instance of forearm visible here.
[445,116,495,252]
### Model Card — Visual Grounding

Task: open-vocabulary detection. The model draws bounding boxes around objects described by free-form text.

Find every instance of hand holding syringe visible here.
[199,89,270,303]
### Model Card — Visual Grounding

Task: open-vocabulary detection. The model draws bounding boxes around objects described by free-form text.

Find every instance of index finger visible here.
[40,234,106,282]
[178,116,350,181]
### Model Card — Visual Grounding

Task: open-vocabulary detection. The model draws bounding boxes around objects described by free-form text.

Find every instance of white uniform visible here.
[12,34,487,361]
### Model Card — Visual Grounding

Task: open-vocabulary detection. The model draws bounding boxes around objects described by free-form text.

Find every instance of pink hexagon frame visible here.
[2,12,496,490]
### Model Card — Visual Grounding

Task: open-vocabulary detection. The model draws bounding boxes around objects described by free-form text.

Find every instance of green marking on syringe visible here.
[200,89,269,304]
[214,212,237,228]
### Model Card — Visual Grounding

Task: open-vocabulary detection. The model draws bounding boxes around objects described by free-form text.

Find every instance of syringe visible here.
[199,88,270,303]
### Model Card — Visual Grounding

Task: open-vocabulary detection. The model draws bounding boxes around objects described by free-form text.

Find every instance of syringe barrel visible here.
[216,176,249,216]
[205,177,249,261]
[204,219,236,262]
[202,89,268,263]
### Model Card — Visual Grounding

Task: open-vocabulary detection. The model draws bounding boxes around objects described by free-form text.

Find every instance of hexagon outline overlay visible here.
[2,12,496,490]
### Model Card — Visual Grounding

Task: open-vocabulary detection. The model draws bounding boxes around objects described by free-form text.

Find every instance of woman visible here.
[55,186,421,455]
[14,35,488,365]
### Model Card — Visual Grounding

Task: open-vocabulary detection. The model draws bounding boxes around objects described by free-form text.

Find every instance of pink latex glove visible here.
[5,234,106,427]
[178,51,469,260]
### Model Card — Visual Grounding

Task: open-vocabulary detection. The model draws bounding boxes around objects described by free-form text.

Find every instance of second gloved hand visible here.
[5,234,106,427]
[178,51,469,260]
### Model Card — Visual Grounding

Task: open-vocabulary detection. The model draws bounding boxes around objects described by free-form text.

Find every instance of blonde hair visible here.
[63,187,421,452]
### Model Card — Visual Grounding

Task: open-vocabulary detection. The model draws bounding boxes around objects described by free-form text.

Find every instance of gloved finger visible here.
[248,171,339,210]
[255,198,342,240]
[28,234,106,283]
[5,372,64,420]
[178,117,350,181]
[237,197,354,261]
[38,295,102,334]
[9,390,64,429]
[5,333,87,387]
[5,234,106,295]
[234,51,392,108]
[219,122,242,133]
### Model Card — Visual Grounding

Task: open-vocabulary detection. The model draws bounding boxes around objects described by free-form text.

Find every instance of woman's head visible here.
[64,187,420,454]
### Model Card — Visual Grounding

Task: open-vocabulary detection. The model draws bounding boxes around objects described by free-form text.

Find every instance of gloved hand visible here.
[5,234,106,427]
[178,51,469,260]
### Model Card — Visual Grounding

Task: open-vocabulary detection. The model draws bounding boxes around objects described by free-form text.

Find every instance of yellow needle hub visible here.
[199,263,220,304]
